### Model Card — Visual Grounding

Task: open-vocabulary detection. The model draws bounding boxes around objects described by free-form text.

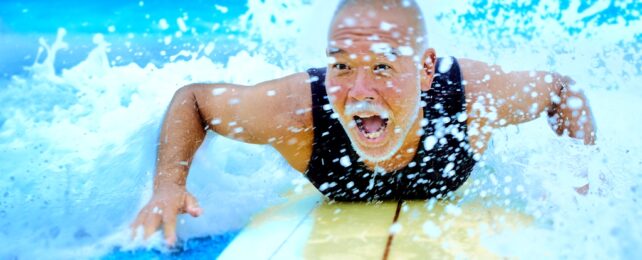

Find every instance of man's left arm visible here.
[458,58,596,153]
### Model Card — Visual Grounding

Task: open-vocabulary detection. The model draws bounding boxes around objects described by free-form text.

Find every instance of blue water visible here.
[0,0,247,78]
[1,0,641,259]
[105,232,239,260]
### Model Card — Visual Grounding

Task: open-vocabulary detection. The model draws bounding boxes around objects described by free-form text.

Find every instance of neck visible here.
[362,109,424,173]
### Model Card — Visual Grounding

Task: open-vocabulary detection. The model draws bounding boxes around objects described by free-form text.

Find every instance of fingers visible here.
[130,215,143,240]
[162,192,201,246]
[554,118,565,136]
[583,110,597,145]
[585,133,596,145]
[130,205,180,246]
[130,208,154,240]
[583,122,596,145]
[569,104,596,145]
[184,192,202,217]
[547,112,564,136]
[143,208,162,239]
[129,190,201,247]
[575,183,590,195]
[550,92,596,145]
[162,212,178,246]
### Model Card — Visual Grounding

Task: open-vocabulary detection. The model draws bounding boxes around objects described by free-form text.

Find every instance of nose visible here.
[349,67,377,101]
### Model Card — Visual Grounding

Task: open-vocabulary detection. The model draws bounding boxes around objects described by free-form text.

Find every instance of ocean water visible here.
[0,0,641,259]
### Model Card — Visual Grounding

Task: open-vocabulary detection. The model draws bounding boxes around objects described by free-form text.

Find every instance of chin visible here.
[352,145,398,163]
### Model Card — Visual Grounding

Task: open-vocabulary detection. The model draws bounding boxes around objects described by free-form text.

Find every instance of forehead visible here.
[329,4,420,48]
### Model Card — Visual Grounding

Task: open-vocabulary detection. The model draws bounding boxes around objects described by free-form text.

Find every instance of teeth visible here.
[380,111,390,119]
[353,115,388,140]
[365,131,382,139]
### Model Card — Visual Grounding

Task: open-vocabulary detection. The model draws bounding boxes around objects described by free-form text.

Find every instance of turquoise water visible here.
[105,232,238,259]
[1,0,641,259]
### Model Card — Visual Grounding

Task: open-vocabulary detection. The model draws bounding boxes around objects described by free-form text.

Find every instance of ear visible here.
[420,48,437,92]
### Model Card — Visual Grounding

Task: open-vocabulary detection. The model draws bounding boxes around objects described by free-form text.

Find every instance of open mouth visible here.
[354,115,389,140]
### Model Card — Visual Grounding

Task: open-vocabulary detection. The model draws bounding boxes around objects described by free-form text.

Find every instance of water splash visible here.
[0,26,300,259]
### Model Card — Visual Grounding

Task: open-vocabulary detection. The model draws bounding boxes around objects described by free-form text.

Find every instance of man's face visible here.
[326,5,429,162]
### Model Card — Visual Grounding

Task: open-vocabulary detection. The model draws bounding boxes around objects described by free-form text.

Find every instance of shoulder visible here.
[253,71,313,114]
[255,71,312,94]
[457,58,505,92]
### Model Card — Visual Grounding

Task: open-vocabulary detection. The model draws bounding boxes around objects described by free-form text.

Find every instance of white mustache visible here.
[345,101,390,119]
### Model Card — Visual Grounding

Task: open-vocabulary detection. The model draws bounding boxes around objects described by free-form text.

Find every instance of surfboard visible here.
[218,184,532,259]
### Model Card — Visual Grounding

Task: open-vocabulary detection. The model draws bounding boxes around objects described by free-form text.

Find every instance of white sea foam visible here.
[0,26,300,259]
[0,0,641,259]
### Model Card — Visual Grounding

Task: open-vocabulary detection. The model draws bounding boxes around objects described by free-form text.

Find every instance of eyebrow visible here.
[326,47,345,56]
[326,47,402,57]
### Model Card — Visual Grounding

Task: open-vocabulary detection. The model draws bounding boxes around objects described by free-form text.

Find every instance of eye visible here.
[332,63,350,70]
[373,64,392,73]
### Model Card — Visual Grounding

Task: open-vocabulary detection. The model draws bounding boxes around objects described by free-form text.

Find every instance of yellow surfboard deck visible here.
[219,184,532,259]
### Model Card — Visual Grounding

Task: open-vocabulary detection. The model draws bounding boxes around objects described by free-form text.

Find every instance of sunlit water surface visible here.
[0,0,641,259]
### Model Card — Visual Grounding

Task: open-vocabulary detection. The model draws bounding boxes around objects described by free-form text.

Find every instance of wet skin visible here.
[131,2,596,247]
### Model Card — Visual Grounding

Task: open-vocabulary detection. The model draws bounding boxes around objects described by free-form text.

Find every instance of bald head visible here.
[330,0,428,52]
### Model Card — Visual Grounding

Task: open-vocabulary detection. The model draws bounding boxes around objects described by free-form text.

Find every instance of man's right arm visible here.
[131,72,314,246]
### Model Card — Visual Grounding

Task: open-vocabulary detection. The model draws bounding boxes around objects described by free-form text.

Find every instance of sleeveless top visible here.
[305,57,475,201]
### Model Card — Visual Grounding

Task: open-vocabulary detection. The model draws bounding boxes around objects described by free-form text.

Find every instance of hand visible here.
[130,183,202,246]
[547,78,596,145]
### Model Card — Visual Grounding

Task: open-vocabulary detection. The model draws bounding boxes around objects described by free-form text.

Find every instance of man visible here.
[131,0,595,246]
